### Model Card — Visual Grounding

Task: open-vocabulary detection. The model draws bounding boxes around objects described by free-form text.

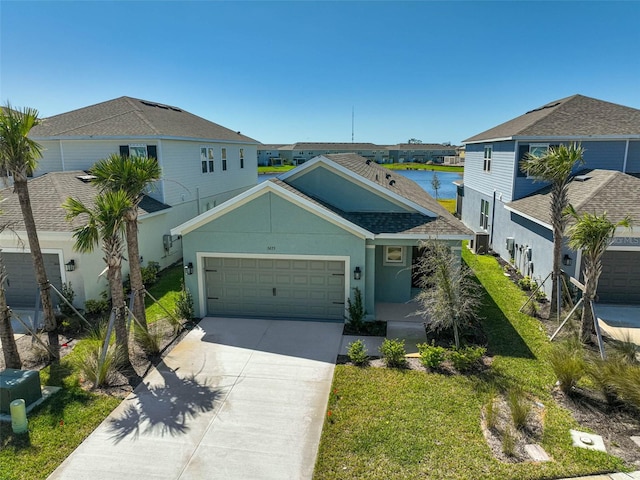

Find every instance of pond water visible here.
[258,169,462,199]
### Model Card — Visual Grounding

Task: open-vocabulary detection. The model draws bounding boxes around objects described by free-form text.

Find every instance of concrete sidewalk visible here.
[48,317,343,480]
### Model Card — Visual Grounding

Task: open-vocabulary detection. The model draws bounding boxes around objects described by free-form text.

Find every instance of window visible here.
[518,144,554,177]
[480,199,490,230]
[222,148,227,171]
[384,246,405,266]
[120,144,157,160]
[240,148,244,169]
[129,144,148,158]
[201,147,208,173]
[483,146,492,172]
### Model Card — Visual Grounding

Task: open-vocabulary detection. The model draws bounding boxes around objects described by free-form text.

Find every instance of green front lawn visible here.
[314,249,627,479]
[258,165,295,174]
[0,264,186,480]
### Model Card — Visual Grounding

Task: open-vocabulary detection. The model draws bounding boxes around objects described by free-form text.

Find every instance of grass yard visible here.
[314,249,628,480]
[383,162,463,173]
[258,165,294,174]
[0,264,186,480]
[438,198,456,214]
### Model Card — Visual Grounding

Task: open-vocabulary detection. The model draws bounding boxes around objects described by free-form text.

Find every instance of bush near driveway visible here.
[313,248,628,480]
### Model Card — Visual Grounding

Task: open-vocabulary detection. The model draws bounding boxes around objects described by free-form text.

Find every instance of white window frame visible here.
[383,246,406,266]
[129,144,148,159]
[483,145,492,172]
[222,148,227,171]
[240,148,244,169]
[526,144,549,179]
[200,147,208,173]
[480,199,489,230]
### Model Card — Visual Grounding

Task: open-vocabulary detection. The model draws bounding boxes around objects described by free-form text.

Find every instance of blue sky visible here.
[2,1,639,145]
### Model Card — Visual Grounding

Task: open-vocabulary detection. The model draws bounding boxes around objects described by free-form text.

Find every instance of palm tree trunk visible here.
[125,218,147,330]
[0,255,22,369]
[581,260,597,344]
[14,179,59,362]
[107,258,131,368]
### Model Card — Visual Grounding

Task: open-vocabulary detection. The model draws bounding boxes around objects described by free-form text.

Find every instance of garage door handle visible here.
[273,288,276,296]
[333,302,345,305]
[207,297,219,300]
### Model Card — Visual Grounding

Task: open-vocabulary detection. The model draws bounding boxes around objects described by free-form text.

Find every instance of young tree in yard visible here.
[431,171,441,200]
[64,190,133,367]
[0,223,22,368]
[521,143,585,317]
[566,206,631,344]
[91,154,161,330]
[414,240,482,348]
[0,103,60,362]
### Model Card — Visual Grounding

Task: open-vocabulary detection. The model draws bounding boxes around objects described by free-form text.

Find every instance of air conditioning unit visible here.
[470,232,490,255]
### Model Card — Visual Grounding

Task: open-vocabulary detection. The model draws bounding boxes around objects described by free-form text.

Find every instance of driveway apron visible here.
[48,317,343,480]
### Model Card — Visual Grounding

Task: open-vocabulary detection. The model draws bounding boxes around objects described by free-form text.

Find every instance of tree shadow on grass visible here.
[106,365,223,443]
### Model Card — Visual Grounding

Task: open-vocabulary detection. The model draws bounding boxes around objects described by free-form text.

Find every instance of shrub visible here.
[347,339,369,366]
[346,287,366,332]
[484,394,498,430]
[380,338,406,368]
[610,364,640,410]
[134,323,163,357]
[534,289,547,302]
[448,345,486,372]
[175,280,195,322]
[518,276,534,291]
[84,291,110,315]
[502,427,516,457]
[610,334,640,365]
[72,323,122,388]
[141,261,161,286]
[548,338,585,394]
[59,282,76,316]
[585,356,621,405]
[417,341,446,369]
[507,387,531,430]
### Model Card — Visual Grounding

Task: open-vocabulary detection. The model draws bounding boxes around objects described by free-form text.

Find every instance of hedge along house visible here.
[172,153,472,321]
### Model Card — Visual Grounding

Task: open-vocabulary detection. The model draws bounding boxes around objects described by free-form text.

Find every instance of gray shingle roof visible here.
[0,171,170,232]
[388,143,456,150]
[279,142,381,151]
[464,95,640,143]
[276,153,471,237]
[30,96,259,143]
[507,169,640,227]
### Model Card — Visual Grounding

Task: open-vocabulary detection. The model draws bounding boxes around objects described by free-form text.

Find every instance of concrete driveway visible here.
[48,317,343,480]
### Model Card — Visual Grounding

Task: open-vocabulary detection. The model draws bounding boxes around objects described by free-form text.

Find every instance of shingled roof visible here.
[464,95,640,143]
[0,171,170,232]
[280,153,472,237]
[506,169,640,228]
[30,96,259,143]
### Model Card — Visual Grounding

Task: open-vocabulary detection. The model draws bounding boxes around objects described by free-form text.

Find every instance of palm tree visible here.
[0,230,22,368]
[0,103,60,361]
[64,190,133,366]
[521,143,585,317]
[566,205,631,343]
[90,154,161,330]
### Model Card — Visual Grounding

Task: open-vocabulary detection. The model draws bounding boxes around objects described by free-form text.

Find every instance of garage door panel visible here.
[4,253,63,307]
[205,257,345,319]
[597,251,640,304]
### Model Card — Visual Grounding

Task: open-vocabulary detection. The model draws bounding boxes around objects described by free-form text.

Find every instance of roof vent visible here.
[574,174,592,182]
[76,174,97,183]
[375,174,379,181]
[385,173,391,179]
[389,179,396,186]
[525,101,561,114]
[366,159,372,165]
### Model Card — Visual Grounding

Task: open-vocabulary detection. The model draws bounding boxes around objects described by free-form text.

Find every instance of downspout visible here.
[196,187,201,214]
[490,189,497,248]
[622,139,629,173]
[59,140,65,171]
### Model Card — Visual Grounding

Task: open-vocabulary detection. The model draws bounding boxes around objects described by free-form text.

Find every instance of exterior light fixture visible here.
[353,266,362,280]
[562,254,572,267]
[65,260,76,272]
[185,262,194,275]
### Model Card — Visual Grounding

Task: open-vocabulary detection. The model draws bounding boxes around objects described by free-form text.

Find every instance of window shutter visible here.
[147,145,157,160]
[120,145,130,157]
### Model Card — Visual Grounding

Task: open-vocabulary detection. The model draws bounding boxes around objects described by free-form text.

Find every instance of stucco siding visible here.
[288,165,411,212]
[180,192,365,317]
[627,141,640,172]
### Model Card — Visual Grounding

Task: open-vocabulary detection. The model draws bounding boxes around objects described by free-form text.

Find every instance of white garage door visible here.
[205,257,346,320]
[3,252,63,308]
[597,251,640,304]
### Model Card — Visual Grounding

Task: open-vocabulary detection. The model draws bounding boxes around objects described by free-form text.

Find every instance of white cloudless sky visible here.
[2,1,639,145]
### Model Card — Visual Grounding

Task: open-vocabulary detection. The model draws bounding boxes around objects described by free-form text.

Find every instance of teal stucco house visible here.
[171,153,472,321]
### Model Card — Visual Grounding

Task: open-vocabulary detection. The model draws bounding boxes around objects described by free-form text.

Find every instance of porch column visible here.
[365,245,376,318]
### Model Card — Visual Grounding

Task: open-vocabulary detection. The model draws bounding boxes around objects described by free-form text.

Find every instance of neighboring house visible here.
[387,143,457,164]
[460,94,640,302]
[0,171,171,308]
[257,144,286,166]
[277,143,390,165]
[171,153,472,321]
[1,96,260,308]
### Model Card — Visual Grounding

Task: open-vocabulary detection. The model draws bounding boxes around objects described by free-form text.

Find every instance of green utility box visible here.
[0,369,42,415]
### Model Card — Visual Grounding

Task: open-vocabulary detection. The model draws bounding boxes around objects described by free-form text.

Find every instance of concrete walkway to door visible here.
[48,317,344,480]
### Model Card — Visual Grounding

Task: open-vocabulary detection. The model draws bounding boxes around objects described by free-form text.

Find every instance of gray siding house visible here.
[172,153,472,321]
[460,94,640,302]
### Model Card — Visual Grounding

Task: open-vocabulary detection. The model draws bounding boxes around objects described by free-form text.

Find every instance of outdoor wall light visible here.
[562,254,572,267]
[65,260,76,272]
[185,262,194,275]
[353,266,362,280]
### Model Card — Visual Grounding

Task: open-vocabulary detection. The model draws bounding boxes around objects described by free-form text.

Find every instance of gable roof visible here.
[30,96,259,143]
[464,95,640,143]
[0,171,170,233]
[281,153,472,237]
[505,169,640,229]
